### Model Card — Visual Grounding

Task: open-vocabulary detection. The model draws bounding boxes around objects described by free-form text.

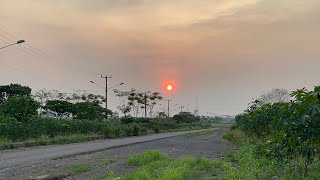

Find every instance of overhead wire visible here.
[0,26,102,76]
[0,38,58,87]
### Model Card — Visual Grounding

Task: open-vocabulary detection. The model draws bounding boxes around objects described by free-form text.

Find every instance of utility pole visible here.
[179,106,184,113]
[144,92,147,118]
[101,75,112,111]
[166,100,172,117]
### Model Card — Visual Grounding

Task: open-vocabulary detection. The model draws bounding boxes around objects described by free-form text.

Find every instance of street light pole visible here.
[166,100,172,117]
[0,40,25,50]
[101,75,112,111]
[144,92,147,118]
[179,106,184,113]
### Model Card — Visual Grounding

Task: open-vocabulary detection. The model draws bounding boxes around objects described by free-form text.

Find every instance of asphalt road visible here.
[0,129,211,171]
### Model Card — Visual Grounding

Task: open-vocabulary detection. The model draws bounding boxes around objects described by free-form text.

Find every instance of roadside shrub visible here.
[140,127,148,135]
[124,125,134,136]
[236,86,320,174]
[135,117,151,123]
[0,115,26,141]
[0,96,39,122]
[0,114,210,145]
[111,126,122,138]
[102,126,111,138]
[133,123,140,136]
[153,126,160,133]
[121,116,134,124]
[173,112,200,124]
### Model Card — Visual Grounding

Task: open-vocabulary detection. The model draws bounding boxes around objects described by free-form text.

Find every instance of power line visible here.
[0,26,102,76]
[0,39,58,87]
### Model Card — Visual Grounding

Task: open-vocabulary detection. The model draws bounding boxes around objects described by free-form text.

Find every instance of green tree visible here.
[74,102,112,120]
[0,96,39,122]
[113,89,163,117]
[45,100,75,118]
[0,84,32,105]
[157,112,167,118]
[173,112,200,123]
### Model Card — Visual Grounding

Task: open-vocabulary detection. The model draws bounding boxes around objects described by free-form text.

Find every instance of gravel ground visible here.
[0,125,233,180]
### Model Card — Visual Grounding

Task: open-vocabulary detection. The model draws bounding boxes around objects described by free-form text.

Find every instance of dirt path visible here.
[0,125,232,180]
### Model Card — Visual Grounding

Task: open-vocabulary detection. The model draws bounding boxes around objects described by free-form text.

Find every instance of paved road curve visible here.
[0,129,211,171]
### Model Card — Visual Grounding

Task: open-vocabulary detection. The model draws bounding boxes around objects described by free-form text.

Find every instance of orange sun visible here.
[163,81,176,94]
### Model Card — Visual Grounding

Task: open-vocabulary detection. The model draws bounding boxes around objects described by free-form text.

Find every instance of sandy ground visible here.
[0,125,233,180]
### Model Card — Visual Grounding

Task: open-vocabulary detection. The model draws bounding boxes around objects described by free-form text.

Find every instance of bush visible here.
[173,112,200,124]
[0,96,39,122]
[236,86,320,174]
[135,117,151,123]
[153,126,160,133]
[133,124,140,136]
[121,116,134,124]
[124,125,134,136]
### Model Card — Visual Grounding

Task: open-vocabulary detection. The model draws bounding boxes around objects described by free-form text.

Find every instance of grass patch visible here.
[101,157,117,165]
[68,164,93,174]
[123,150,232,180]
[183,129,214,138]
[127,150,169,166]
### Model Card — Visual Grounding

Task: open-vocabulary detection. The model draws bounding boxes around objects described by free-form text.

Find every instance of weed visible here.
[127,150,168,166]
[101,157,117,165]
[68,164,93,174]
[123,151,228,180]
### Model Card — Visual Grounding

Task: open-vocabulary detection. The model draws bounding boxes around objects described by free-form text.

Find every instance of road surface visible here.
[0,129,212,171]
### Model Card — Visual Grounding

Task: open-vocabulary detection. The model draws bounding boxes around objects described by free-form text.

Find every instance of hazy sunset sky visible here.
[1,0,319,115]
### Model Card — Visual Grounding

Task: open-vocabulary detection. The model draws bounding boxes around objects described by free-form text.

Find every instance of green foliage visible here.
[236,86,320,174]
[173,112,200,124]
[0,134,103,149]
[124,150,230,180]
[45,100,75,118]
[127,150,168,166]
[0,84,31,105]
[0,96,39,122]
[68,164,93,174]
[121,116,135,124]
[74,102,111,120]
[223,129,320,179]
[0,116,209,149]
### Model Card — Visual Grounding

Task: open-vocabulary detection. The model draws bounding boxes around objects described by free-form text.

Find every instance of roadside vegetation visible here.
[68,164,93,174]
[222,86,320,179]
[123,150,231,180]
[0,83,211,149]
[101,86,320,179]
